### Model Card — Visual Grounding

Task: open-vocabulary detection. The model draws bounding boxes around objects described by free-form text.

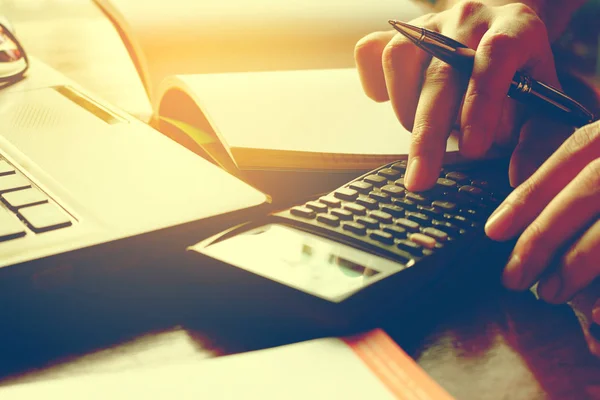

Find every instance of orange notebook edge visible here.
[343,329,455,400]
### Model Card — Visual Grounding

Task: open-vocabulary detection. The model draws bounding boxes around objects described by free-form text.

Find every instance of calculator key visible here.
[344,203,367,216]
[396,218,420,232]
[380,205,404,218]
[445,171,469,183]
[290,206,316,219]
[317,213,340,227]
[356,216,379,229]
[409,233,437,249]
[406,212,430,225]
[471,180,490,189]
[319,196,341,208]
[393,198,417,211]
[378,168,401,180]
[369,191,391,203]
[390,161,408,171]
[422,227,448,242]
[0,160,15,176]
[370,230,394,245]
[397,239,423,255]
[305,201,328,213]
[382,225,407,238]
[364,174,387,187]
[447,214,470,228]
[18,203,72,233]
[431,200,457,212]
[356,196,378,210]
[342,222,367,236]
[459,208,484,220]
[416,205,442,218]
[349,181,373,194]
[334,188,359,201]
[381,185,404,197]
[431,220,460,235]
[331,208,354,220]
[1,187,48,210]
[369,210,393,224]
[435,178,457,191]
[394,178,406,188]
[405,192,429,204]
[0,207,26,242]
[0,174,31,194]
[458,185,484,198]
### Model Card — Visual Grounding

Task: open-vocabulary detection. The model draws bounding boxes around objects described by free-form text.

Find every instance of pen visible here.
[388,20,595,128]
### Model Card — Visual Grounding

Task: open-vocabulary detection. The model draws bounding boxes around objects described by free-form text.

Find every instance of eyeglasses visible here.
[0,22,28,83]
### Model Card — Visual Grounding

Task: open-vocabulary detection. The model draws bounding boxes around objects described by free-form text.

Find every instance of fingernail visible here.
[502,253,523,290]
[538,274,562,303]
[485,204,514,240]
[405,157,421,191]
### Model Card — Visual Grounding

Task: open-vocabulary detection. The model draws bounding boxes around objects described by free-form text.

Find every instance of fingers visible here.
[403,5,489,191]
[460,4,553,159]
[537,219,600,303]
[486,120,600,242]
[381,16,435,131]
[404,55,468,191]
[498,158,600,291]
[355,30,396,102]
[594,299,600,325]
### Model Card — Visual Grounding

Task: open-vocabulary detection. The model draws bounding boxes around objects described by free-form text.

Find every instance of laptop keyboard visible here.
[0,157,72,243]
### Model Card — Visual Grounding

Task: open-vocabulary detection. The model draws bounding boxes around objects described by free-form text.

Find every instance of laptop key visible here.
[0,174,31,193]
[19,203,72,233]
[0,160,15,176]
[0,207,26,242]
[2,187,48,210]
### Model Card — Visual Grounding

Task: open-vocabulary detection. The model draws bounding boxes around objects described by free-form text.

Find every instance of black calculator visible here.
[184,159,515,330]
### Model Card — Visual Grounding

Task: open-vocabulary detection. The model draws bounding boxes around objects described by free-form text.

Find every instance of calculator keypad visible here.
[283,162,510,267]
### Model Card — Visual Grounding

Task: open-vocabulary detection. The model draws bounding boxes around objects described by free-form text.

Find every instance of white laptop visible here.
[0,57,267,292]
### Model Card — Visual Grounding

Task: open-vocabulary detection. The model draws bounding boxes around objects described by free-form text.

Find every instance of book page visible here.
[93,0,426,103]
[157,68,459,170]
[0,338,397,399]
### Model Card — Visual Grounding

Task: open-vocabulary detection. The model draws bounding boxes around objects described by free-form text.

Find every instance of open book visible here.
[93,0,462,179]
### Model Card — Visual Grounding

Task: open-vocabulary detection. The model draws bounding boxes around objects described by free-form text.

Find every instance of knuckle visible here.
[567,123,600,154]
[411,120,435,142]
[562,245,593,274]
[504,3,538,19]
[454,1,486,22]
[424,59,456,86]
[520,220,550,255]
[479,31,519,57]
[580,158,600,188]
[506,176,537,208]
[381,40,410,72]
[354,31,387,62]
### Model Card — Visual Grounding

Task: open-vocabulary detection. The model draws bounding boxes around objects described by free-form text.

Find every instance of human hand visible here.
[354,1,572,191]
[484,120,600,307]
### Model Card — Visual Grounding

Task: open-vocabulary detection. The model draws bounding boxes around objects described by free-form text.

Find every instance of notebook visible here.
[92,0,468,176]
[0,329,455,399]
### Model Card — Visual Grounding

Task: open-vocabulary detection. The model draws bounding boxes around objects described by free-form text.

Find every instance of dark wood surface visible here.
[2,1,600,398]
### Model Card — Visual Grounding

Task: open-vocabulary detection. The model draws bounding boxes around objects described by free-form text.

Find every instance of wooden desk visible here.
[1,1,600,398]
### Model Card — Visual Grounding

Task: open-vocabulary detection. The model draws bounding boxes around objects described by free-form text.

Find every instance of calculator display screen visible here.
[199,224,405,301]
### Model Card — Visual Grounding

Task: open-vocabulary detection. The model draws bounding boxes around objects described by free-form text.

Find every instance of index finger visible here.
[485,119,600,242]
